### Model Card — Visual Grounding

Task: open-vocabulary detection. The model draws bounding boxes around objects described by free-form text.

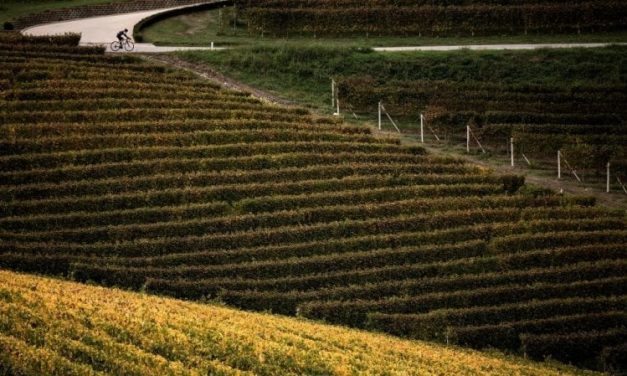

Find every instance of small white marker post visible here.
[378,101,382,131]
[420,114,425,143]
[211,42,214,50]
[335,98,340,116]
[607,162,611,193]
[557,150,562,179]
[510,137,515,167]
[466,125,470,153]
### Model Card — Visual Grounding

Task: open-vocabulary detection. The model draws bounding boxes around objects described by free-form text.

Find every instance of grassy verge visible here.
[175,45,627,113]
[141,6,627,48]
[0,0,132,25]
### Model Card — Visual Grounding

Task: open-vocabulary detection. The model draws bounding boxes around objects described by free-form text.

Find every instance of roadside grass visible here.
[141,6,627,48]
[175,45,627,114]
[0,0,130,25]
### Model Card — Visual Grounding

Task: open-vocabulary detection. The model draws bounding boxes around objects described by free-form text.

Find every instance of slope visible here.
[0,270,600,376]
[0,33,625,371]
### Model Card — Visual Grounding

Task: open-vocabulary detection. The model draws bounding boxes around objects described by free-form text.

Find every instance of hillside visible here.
[174,46,627,204]
[0,34,626,372]
[234,0,627,37]
[0,270,598,375]
[1,0,128,26]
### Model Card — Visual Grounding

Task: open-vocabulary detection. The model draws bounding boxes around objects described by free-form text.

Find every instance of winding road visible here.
[22,2,223,53]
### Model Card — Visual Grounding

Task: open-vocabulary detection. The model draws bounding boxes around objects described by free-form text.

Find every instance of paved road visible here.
[22,3,219,53]
[374,43,627,52]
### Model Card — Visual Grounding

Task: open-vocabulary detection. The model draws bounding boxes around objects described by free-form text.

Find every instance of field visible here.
[1,34,626,372]
[234,0,627,37]
[138,5,627,47]
[174,46,627,197]
[0,270,599,375]
[0,0,129,25]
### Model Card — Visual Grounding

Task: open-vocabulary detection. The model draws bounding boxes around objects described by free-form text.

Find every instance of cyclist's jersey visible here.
[117,31,127,39]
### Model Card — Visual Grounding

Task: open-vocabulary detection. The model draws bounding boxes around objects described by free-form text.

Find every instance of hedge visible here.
[0,43,104,56]
[5,194,538,243]
[4,205,615,246]
[297,277,627,328]
[1,151,452,186]
[243,2,627,36]
[0,108,314,125]
[490,230,627,253]
[22,206,517,256]
[71,240,487,291]
[0,201,232,233]
[0,129,384,156]
[3,98,300,114]
[338,78,627,118]
[0,141,417,173]
[218,260,626,315]
[451,311,626,351]
[142,243,627,301]
[0,118,359,140]
[599,343,627,374]
[0,32,81,46]
[0,162,454,203]
[1,163,474,202]
[1,179,495,218]
[521,328,627,367]
[365,296,627,341]
[298,259,627,309]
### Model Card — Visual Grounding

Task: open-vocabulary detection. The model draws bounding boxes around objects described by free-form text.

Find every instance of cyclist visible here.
[116,28,130,47]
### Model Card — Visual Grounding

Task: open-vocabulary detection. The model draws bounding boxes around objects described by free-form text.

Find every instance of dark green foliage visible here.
[241,2,627,37]
[521,328,627,368]
[298,277,627,328]
[599,343,627,374]
[451,312,627,351]
[366,296,627,341]
[0,32,81,46]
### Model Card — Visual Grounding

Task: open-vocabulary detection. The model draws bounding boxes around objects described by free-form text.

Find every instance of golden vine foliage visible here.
[0,270,594,376]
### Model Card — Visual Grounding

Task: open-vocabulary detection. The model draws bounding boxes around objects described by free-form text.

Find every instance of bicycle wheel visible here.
[124,40,135,52]
[110,41,121,51]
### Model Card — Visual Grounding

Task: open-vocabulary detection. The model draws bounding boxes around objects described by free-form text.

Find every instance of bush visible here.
[366,296,627,342]
[451,311,626,351]
[599,343,627,374]
[521,328,627,368]
[298,277,626,328]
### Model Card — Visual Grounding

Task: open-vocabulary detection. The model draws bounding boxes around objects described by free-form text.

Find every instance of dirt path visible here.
[144,54,627,211]
[143,54,296,106]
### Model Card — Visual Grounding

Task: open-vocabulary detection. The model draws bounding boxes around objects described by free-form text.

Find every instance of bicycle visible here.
[110,38,134,52]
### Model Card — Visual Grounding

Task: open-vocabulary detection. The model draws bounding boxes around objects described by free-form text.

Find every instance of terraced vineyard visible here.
[0,270,593,375]
[340,77,627,176]
[235,0,627,36]
[1,34,626,372]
